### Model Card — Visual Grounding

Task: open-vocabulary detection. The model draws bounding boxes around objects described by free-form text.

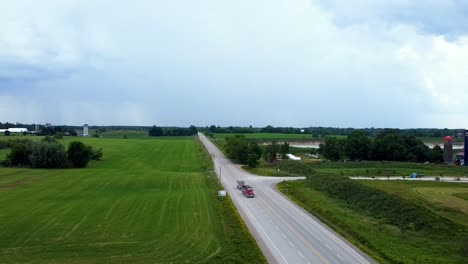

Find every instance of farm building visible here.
[456,152,464,164]
[0,128,28,133]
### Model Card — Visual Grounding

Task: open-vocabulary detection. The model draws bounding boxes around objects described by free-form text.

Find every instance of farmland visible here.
[361,180,468,226]
[212,132,314,142]
[278,176,468,264]
[0,136,264,263]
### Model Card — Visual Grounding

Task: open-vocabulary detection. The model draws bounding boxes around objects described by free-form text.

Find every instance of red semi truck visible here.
[236,180,255,198]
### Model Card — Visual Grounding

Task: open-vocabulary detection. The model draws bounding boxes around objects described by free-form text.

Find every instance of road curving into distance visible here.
[199,133,375,264]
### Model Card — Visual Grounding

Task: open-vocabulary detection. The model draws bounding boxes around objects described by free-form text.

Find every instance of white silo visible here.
[83,124,89,137]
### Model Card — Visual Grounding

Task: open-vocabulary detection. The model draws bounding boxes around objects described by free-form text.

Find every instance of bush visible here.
[42,136,58,144]
[91,148,103,160]
[6,142,32,166]
[54,132,64,139]
[29,142,67,168]
[4,130,11,136]
[68,141,93,168]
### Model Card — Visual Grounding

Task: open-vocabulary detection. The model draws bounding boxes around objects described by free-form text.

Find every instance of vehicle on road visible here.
[237,180,255,198]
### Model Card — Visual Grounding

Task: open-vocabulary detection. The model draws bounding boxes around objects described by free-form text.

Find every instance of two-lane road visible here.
[199,133,375,264]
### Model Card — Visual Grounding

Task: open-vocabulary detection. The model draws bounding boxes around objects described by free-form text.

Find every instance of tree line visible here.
[319,129,444,163]
[199,124,464,139]
[1,137,102,168]
[148,125,198,137]
[223,135,290,167]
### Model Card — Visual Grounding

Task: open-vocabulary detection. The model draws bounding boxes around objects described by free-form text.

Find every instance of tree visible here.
[68,141,93,168]
[188,125,198,135]
[68,129,77,136]
[345,130,371,161]
[319,137,344,161]
[279,142,290,159]
[29,142,67,168]
[148,126,164,137]
[429,145,444,163]
[4,130,10,136]
[6,142,32,166]
[42,136,58,144]
[263,141,279,163]
[224,135,249,163]
[246,141,262,167]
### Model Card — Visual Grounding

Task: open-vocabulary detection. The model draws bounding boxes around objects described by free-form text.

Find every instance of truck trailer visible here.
[236,180,255,198]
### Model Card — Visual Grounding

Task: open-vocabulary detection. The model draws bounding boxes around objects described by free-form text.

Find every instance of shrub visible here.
[54,132,64,139]
[42,136,58,144]
[4,130,11,136]
[68,141,93,168]
[6,142,32,166]
[29,142,67,168]
[91,148,103,160]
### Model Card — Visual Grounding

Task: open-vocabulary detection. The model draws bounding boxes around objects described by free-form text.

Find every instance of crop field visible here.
[0,136,264,263]
[362,181,468,226]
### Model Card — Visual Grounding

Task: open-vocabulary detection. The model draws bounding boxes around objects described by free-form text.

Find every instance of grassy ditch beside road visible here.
[0,136,265,263]
[277,174,468,264]
[244,160,468,177]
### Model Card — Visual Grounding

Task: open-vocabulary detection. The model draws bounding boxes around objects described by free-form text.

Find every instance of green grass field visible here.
[95,130,149,139]
[213,133,313,141]
[361,181,468,226]
[0,136,265,263]
[279,180,468,264]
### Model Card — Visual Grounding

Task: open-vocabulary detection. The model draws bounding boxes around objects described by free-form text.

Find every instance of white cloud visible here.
[1,0,468,128]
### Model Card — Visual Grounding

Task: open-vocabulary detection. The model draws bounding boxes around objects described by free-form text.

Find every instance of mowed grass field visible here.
[279,180,468,264]
[361,180,468,226]
[0,136,264,263]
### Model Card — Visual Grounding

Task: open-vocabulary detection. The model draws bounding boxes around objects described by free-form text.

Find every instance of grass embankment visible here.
[245,160,468,177]
[279,176,468,263]
[361,181,468,227]
[0,136,265,263]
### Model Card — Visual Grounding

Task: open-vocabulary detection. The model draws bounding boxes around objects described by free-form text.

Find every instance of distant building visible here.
[443,136,453,164]
[0,128,28,133]
[83,124,89,137]
[456,152,464,165]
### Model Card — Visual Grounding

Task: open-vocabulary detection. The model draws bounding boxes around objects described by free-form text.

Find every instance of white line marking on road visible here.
[264,187,369,264]
[288,241,296,248]
[281,232,287,239]
[324,243,331,250]
[298,251,304,258]
[274,225,280,231]
[311,232,323,242]
[337,254,344,261]
[236,193,290,264]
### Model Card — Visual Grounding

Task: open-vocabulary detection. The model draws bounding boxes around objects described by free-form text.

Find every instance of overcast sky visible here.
[1,0,468,128]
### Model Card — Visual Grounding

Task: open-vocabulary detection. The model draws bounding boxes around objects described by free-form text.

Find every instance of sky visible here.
[1,0,468,128]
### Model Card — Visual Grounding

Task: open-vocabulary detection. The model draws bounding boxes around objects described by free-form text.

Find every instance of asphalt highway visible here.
[199,133,375,264]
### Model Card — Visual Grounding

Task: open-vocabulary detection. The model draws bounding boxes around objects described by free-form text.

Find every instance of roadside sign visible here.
[218,190,227,197]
